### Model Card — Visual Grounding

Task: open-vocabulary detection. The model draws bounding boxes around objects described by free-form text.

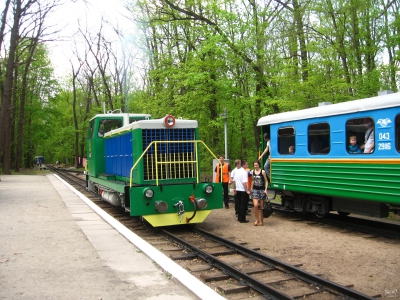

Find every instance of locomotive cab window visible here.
[278,127,295,154]
[346,117,374,154]
[98,118,122,137]
[88,120,94,138]
[308,123,330,155]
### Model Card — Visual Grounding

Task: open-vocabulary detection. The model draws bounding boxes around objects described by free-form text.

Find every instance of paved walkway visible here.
[0,174,226,300]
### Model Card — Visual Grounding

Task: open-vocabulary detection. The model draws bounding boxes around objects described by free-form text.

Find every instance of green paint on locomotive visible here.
[86,114,223,222]
[128,182,223,216]
[270,159,400,205]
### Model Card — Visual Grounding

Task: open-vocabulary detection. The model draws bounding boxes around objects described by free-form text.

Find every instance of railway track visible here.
[270,205,400,241]
[48,166,381,299]
[228,195,400,241]
[158,227,379,299]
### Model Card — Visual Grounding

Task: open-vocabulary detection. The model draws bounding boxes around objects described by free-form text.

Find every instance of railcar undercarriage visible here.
[280,190,391,218]
[281,194,331,217]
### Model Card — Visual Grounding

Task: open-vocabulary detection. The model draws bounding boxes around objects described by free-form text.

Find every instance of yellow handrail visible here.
[129,140,220,187]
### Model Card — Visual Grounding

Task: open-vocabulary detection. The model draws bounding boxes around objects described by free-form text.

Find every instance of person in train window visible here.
[348,136,363,153]
[361,118,374,153]
[310,137,322,154]
[288,145,295,154]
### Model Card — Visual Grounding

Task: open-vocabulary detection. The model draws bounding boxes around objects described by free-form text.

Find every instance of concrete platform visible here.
[0,174,226,300]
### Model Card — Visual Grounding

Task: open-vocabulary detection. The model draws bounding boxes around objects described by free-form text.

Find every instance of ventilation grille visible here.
[142,128,197,181]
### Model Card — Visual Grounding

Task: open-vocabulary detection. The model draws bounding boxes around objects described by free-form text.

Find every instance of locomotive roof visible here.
[257,92,400,126]
[104,117,198,137]
[89,113,151,122]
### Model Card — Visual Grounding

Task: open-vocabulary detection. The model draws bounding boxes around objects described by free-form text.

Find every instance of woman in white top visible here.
[250,160,268,226]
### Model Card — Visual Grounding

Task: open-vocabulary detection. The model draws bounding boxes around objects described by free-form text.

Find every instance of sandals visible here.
[254,221,258,226]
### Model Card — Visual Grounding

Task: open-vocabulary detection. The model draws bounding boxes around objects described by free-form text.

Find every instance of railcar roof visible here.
[257,92,400,126]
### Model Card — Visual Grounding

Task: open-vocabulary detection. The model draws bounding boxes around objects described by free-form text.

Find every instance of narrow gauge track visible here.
[158,227,378,300]
[47,165,378,299]
[270,204,400,241]
[229,196,400,241]
[47,165,86,188]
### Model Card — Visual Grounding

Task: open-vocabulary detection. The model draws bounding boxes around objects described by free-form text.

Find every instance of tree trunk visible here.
[0,0,21,174]
[71,64,82,168]
[16,40,39,172]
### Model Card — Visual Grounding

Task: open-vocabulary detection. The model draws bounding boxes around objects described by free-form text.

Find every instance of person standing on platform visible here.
[250,160,268,226]
[215,155,231,209]
[231,159,250,223]
[244,160,252,213]
[230,160,240,216]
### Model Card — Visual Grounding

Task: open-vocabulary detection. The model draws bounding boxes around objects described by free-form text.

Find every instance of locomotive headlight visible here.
[196,198,208,209]
[204,184,214,194]
[155,201,168,213]
[144,188,154,198]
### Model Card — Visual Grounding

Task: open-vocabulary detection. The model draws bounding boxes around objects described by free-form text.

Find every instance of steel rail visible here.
[193,227,375,300]
[161,228,293,300]
[272,207,400,240]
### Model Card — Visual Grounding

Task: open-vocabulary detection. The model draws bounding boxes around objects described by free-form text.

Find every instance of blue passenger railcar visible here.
[257,92,400,218]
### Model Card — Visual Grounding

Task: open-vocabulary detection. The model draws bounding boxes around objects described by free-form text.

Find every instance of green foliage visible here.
[10,0,398,173]
[121,0,398,164]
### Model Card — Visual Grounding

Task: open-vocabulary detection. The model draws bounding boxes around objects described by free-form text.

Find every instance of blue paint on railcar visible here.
[269,105,399,159]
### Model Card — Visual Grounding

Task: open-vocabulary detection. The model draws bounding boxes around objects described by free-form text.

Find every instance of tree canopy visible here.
[1,0,399,173]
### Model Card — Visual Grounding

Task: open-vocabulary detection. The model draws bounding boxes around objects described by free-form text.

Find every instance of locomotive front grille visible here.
[142,128,197,181]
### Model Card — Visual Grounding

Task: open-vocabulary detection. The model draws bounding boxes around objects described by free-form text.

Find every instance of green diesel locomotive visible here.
[86,111,223,226]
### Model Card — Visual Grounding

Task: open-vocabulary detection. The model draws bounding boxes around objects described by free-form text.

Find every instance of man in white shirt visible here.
[231,159,250,223]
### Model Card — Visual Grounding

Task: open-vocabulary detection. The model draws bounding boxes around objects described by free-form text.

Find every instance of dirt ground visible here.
[196,205,400,298]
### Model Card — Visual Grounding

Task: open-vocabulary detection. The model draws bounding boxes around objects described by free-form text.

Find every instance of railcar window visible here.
[278,127,295,154]
[98,119,122,137]
[346,117,374,154]
[308,123,330,155]
[396,115,400,153]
